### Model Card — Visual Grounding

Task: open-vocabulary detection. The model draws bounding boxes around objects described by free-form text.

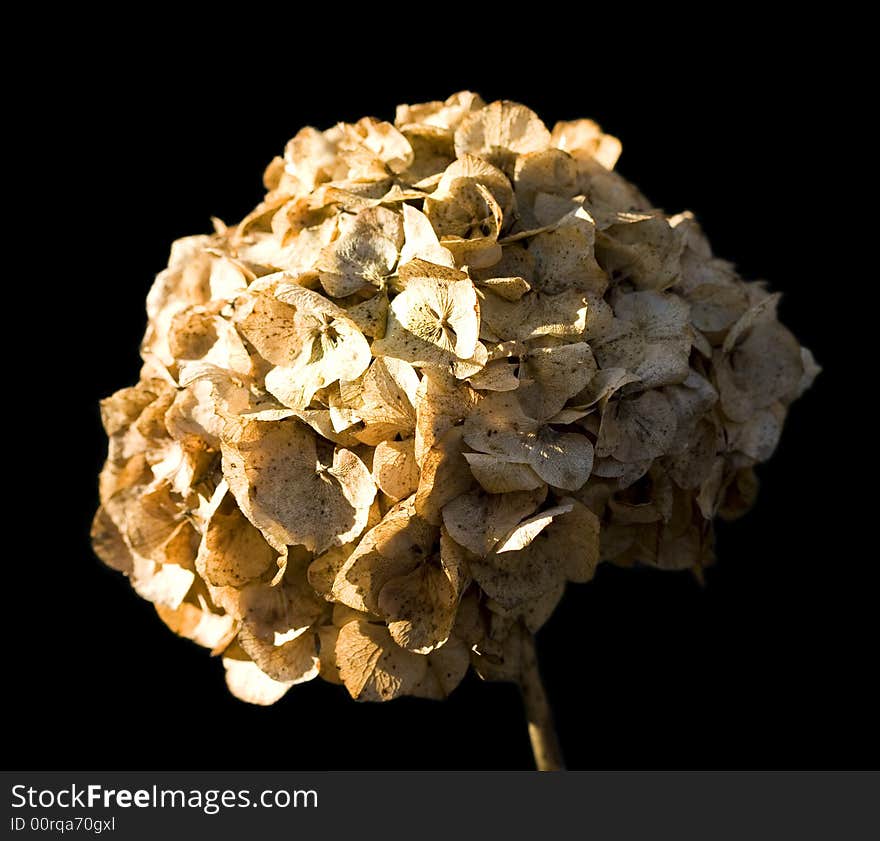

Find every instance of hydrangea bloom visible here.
[93,92,817,766]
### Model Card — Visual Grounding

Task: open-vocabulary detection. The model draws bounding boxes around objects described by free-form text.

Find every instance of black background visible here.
[12,29,870,770]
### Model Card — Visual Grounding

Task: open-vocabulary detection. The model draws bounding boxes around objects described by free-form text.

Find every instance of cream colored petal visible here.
[431,154,514,218]
[209,255,251,300]
[221,418,375,554]
[531,192,583,227]
[454,100,551,169]
[125,483,186,562]
[462,453,545,493]
[353,117,414,173]
[292,407,361,448]
[479,287,588,342]
[415,427,474,525]
[130,558,195,610]
[463,387,592,489]
[528,210,607,295]
[514,149,579,227]
[727,402,786,462]
[355,356,420,443]
[372,438,420,501]
[155,588,237,652]
[398,257,469,284]
[471,498,599,608]
[331,132,392,185]
[336,619,429,701]
[167,306,220,360]
[523,429,594,491]
[91,506,134,574]
[273,284,373,395]
[440,236,503,271]
[283,125,341,192]
[310,180,396,213]
[317,206,403,296]
[471,240,534,283]
[171,309,252,375]
[308,544,353,599]
[410,635,470,699]
[397,126,456,185]
[517,341,597,421]
[596,390,678,462]
[399,204,455,268]
[414,370,476,462]
[596,216,682,291]
[551,118,622,171]
[378,562,459,654]
[241,217,339,276]
[372,274,481,371]
[442,487,547,557]
[492,503,573,553]
[474,275,531,302]
[331,496,436,614]
[144,242,215,365]
[395,91,485,132]
[450,339,489,379]
[264,318,371,410]
[235,290,300,367]
[237,625,320,684]
[196,494,278,588]
[345,292,389,338]
[467,359,520,392]
[462,390,539,458]
[596,291,691,388]
[273,280,349,318]
[223,653,294,705]
[99,382,164,437]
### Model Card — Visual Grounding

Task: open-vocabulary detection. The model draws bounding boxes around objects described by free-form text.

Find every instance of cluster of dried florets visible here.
[93,92,817,705]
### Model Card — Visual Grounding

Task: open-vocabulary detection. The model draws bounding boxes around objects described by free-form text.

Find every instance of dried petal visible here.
[463,453,545,494]
[399,204,455,268]
[336,619,428,701]
[595,291,691,388]
[223,650,294,705]
[455,100,551,170]
[443,487,547,557]
[221,418,375,554]
[470,498,599,608]
[597,390,678,463]
[237,626,320,684]
[372,438,419,501]
[372,271,483,373]
[317,207,403,297]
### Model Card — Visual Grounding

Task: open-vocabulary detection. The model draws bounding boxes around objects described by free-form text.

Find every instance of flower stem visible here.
[519,632,565,771]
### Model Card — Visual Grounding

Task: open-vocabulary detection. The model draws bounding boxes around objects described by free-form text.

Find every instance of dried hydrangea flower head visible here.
[93,91,818,769]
